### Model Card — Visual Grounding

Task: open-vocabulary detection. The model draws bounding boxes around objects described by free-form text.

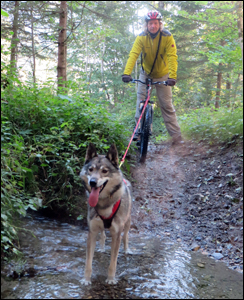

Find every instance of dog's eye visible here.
[88,167,93,172]
[102,169,108,174]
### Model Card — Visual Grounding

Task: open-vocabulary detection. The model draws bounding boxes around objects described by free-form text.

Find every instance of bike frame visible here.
[131,78,167,162]
[119,78,168,166]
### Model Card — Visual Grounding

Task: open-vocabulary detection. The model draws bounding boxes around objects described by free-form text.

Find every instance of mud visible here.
[131,138,243,272]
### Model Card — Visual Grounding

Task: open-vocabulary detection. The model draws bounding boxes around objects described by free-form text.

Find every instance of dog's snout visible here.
[90,178,97,188]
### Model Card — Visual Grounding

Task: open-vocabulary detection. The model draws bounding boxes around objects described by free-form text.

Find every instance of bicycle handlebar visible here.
[131,79,168,86]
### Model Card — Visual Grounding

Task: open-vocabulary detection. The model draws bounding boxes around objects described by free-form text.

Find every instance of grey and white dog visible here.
[80,143,132,284]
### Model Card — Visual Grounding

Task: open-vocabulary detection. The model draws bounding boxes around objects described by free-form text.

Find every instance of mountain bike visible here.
[131,78,167,163]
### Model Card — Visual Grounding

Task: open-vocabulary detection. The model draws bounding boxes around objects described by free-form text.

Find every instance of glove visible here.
[122,74,132,83]
[167,78,176,86]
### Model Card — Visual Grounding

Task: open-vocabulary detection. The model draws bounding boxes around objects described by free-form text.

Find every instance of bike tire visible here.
[139,105,152,163]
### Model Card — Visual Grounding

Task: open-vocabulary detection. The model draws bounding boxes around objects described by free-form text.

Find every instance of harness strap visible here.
[95,179,127,229]
[97,200,121,229]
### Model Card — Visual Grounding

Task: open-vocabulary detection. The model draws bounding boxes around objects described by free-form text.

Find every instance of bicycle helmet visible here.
[145,10,162,21]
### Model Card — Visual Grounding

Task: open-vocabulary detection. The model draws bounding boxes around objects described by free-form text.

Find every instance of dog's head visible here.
[80,143,120,207]
[84,143,119,168]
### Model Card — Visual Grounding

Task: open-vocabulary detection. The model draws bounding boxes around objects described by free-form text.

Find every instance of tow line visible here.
[119,88,151,168]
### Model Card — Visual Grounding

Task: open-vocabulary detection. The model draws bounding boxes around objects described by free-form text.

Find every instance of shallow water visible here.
[1,214,243,299]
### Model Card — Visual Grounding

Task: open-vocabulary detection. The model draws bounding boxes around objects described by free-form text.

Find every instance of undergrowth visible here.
[178,106,243,143]
[152,105,243,143]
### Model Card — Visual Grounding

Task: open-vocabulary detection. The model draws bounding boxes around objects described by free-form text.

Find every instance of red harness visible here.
[99,199,121,220]
[96,179,127,228]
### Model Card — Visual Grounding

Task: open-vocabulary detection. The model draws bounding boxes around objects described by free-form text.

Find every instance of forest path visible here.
[130,138,243,272]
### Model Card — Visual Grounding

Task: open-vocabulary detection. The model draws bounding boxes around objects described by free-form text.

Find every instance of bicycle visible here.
[131,78,168,163]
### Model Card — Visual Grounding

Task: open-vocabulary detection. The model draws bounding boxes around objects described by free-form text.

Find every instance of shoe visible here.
[172,135,184,146]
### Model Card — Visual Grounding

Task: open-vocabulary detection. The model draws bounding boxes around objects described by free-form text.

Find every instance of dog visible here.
[80,143,132,285]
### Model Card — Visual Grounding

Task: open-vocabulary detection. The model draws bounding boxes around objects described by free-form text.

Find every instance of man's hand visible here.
[167,78,176,86]
[122,74,132,83]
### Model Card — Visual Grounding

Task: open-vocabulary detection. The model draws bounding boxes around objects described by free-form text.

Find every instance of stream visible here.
[1,213,243,299]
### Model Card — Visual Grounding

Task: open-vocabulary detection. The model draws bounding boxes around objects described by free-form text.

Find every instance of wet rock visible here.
[197,262,205,268]
[211,253,224,260]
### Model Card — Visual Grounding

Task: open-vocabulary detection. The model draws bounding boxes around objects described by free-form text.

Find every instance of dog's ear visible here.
[85,143,97,163]
[106,144,119,169]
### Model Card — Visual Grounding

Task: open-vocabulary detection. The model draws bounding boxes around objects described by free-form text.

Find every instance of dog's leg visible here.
[81,230,98,285]
[106,228,122,284]
[99,230,106,252]
[123,217,132,254]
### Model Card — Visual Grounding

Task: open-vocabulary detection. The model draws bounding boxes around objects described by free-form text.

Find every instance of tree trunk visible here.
[113,86,118,103]
[85,26,89,80]
[215,63,222,109]
[226,73,231,107]
[236,1,243,64]
[10,1,19,73]
[57,1,67,91]
[30,2,36,84]
[101,42,105,83]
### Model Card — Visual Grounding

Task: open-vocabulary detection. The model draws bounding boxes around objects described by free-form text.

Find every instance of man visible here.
[122,10,184,145]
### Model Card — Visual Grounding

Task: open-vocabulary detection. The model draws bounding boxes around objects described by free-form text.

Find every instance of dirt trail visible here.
[130,138,243,272]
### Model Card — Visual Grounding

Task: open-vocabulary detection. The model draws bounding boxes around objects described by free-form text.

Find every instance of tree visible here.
[10,1,19,73]
[169,1,242,109]
[236,1,243,63]
[57,1,67,90]
[30,1,36,84]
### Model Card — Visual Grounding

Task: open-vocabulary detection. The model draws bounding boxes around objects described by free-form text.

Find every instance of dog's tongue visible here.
[88,187,99,207]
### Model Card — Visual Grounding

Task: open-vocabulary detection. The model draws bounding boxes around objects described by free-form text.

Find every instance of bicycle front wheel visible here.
[139,105,152,163]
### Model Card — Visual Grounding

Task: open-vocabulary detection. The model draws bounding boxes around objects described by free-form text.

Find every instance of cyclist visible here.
[122,10,184,145]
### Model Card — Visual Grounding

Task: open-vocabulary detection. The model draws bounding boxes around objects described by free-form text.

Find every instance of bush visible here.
[1,80,131,255]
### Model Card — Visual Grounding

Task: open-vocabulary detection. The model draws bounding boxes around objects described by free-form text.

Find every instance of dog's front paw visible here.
[105,278,118,285]
[125,248,133,255]
[81,278,91,285]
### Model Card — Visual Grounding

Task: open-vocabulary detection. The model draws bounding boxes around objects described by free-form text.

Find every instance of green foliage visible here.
[1,121,42,256]
[179,106,243,143]
[1,69,130,256]
[1,9,9,17]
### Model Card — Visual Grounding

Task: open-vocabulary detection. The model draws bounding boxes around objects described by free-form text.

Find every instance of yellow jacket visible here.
[123,29,178,79]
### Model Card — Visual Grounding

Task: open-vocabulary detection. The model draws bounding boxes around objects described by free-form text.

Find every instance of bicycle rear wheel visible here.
[139,105,152,163]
